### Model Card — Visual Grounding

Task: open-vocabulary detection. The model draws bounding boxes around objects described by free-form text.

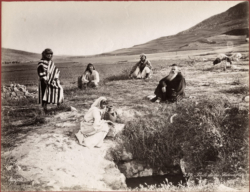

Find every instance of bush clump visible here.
[115,98,249,176]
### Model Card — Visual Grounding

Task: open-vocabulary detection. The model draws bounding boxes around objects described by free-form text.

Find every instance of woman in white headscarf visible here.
[75,97,114,148]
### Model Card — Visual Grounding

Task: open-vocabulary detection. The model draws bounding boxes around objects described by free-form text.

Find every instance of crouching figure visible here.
[151,64,186,103]
[213,54,232,70]
[129,53,153,79]
[78,63,99,89]
[75,97,117,148]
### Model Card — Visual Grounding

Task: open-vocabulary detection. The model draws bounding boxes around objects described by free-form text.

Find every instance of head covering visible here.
[171,64,177,67]
[42,48,53,59]
[91,97,107,109]
[140,53,146,59]
[213,58,221,65]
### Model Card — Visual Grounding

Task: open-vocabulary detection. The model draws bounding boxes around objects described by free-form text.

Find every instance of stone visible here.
[121,149,133,161]
[137,164,144,172]
[139,168,153,177]
[119,163,134,178]
[180,158,191,175]
[3,87,7,93]
[103,166,127,190]
[13,87,19,92]
[5,165,13,171]
[16,91,25,96]
[243,96,249,102]
[11,92,17,96]
[70,106,77,111]
[118,161,148,178]
[19,87,26,92]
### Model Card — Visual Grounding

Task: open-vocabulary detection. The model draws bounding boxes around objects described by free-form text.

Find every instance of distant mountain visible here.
[1,48,68,63]
[1,48,41,63]
[104,1,249,56]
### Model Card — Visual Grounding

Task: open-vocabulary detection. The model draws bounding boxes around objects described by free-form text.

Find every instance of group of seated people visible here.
[75,54,186,148]
[79,53,186,103]
[37,48,186,148]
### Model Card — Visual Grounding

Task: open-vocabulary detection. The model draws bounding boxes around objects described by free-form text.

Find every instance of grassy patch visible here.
[127,175,249,191]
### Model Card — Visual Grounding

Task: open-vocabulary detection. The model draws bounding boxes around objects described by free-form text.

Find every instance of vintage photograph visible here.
[1,1,249,191]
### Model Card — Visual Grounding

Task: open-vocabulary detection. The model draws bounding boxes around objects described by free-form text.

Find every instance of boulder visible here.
[118,161,150,178]
[103,164,127,190]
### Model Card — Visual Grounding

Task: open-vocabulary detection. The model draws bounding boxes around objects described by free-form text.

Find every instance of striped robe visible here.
[37,60,64,105]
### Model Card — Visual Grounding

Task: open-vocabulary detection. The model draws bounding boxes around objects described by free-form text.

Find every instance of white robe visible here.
[82,70,100,85]
[131,66,151,79]
[75,97,110,148]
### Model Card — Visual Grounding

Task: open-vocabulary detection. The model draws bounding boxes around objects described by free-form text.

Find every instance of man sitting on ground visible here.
[129,53,152,79]
[151,64,186,103]
[213,54,232,66]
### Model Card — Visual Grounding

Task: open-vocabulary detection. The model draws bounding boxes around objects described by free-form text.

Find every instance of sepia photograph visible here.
[1,1,249,191]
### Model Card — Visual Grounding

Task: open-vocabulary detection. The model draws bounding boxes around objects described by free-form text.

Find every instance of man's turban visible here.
[140,53,146,59]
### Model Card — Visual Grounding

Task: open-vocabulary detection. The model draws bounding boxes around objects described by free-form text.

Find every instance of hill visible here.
[1,48,41,63]
[103,1,249,56]
[1,48,69,63]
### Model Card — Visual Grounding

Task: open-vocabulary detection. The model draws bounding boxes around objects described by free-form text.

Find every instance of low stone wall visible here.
[119,161,153,178]
[111,145,184,179]
[1,84,36,99]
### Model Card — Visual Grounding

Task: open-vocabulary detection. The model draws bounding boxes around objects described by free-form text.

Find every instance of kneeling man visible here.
[129,53,152,79]
[151,64,186,103]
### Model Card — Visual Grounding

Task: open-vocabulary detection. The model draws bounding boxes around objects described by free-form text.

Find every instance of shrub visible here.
[114,98,249,176]
[105,69,131,81]
[222,85,249,95]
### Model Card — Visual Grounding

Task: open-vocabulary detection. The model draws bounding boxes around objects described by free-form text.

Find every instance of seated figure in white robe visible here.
[129,53,153,79]
[79,63,100,89]
[75,97,115,148]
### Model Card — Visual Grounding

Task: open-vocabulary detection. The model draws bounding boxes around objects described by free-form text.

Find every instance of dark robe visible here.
[154,72,186,102]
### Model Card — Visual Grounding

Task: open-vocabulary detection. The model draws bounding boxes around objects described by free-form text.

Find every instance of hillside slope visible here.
[1,48,69,63]
[104,1,249,56]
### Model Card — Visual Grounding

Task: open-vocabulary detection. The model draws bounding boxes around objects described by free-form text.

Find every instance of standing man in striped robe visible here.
[37,48,64,112]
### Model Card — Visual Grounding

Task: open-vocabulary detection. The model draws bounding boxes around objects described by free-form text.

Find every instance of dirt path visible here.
[2,110,126,191]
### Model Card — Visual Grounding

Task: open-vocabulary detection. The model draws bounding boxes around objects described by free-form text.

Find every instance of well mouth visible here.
[125,174,187,189]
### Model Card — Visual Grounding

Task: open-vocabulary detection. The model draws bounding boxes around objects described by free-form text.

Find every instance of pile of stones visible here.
[1,84,36,99]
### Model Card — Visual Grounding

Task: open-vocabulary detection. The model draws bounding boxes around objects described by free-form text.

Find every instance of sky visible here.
[2,1,243,56]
